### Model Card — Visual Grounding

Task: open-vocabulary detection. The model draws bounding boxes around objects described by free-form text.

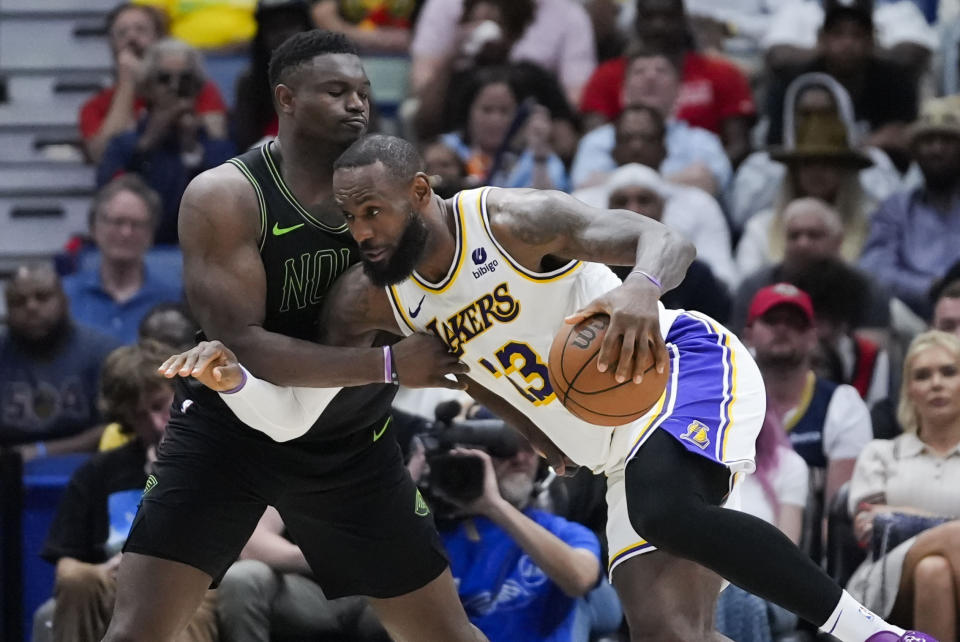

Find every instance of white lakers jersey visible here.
[386,187,681,471]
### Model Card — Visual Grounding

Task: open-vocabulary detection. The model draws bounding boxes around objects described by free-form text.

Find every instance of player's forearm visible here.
[485,500,600,597]
[223,325,385,388]
[463,376,569,469]
[622,222,696,293]
[218,366,342,441]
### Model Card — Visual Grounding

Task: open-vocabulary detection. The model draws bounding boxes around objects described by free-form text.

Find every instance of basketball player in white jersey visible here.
[163,136,935,642]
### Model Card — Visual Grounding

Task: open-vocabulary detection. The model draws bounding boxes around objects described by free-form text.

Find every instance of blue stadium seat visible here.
[21,453,91,642]
[204,52,249,111]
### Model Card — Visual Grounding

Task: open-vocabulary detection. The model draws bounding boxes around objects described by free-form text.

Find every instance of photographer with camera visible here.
[96,38,235,245]
[426,423,622,642]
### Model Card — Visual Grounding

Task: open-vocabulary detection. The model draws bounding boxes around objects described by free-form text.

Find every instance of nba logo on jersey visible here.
[472,247,499,279]
[680,420,711,449]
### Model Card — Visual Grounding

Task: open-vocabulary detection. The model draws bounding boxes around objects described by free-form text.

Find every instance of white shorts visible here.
[602,311,766,577]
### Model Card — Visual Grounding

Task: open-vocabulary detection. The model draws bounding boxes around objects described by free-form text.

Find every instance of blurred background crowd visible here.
[2,0,960,640]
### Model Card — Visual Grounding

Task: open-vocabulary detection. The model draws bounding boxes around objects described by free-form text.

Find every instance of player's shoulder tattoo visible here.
[489,190,568,247]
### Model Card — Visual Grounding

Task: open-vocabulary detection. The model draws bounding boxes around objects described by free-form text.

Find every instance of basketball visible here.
[548,315,670,427]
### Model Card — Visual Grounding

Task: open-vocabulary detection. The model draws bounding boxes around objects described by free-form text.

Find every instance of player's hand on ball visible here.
[159,340,244,392]
[565,280,668,384]
[392,333,469,390]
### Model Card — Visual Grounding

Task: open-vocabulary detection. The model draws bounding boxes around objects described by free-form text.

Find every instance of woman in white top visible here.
[847,331,960,641]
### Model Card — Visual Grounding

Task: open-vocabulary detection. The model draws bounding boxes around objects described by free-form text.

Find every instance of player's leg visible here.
[104,418,276,641]
[626,430,837,619]
[102,555,212,642]
[611,551,730,642]
[614,312,931,642]
[367,569,486,642]
[278,422,485,642]
[625,428,918,642]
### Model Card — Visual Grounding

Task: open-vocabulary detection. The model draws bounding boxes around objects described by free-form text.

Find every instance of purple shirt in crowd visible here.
[859,187,960,315]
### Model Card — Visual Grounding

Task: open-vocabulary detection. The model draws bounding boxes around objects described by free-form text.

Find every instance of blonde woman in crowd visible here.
[847,331,960,641]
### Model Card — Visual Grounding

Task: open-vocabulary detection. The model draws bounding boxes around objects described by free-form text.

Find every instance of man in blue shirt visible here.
[438,438,621,642]
[860,97,960,316]
[62,174,182,344]
[0,264,120,457]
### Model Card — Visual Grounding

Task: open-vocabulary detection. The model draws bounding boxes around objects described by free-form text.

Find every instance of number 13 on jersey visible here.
[478,341,556,406]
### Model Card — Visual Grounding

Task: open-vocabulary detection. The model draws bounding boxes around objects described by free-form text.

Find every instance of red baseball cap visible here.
[747,283,815,325]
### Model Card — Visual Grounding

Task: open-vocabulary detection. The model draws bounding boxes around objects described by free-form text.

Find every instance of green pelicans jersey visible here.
[174,141,395,448]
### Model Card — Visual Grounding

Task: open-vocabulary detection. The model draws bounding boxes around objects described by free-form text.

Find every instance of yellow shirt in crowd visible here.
[134,0,257,49]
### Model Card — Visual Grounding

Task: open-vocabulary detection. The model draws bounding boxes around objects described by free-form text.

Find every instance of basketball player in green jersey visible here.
[104,34,485,642]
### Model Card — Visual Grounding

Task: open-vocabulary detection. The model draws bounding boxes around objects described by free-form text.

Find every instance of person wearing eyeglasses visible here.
[96,38,236,244]
[62,175,184,344]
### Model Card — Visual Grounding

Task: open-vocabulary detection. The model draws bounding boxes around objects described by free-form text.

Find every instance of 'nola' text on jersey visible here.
[424,282,519,357]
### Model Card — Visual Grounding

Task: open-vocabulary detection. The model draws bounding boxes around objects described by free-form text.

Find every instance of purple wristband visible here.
[383,346,399,385]
[630,269,662,290]
[221,367,248,394]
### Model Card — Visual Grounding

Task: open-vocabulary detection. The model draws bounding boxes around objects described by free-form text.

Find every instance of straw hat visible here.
[908,96,960,144]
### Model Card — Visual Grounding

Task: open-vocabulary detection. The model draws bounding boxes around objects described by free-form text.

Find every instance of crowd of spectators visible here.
[3,0,960,639]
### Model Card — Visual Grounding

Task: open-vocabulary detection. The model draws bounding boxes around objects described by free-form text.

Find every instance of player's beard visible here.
[360,209,429,286]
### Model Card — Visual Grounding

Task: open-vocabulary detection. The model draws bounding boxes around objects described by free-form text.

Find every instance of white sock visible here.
[819,590,905,641]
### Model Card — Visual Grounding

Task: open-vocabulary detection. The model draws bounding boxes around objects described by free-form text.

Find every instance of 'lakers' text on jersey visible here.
[422,282,520,357]
[385,187,682,471]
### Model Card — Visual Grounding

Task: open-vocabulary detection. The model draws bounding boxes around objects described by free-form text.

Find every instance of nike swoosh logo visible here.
[408,295,425,318]
[373,417,392,443]
[272,222,305,236]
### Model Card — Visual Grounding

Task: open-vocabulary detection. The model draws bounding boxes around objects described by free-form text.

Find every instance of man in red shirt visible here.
[579,0,755,166]
[79,2,227,163]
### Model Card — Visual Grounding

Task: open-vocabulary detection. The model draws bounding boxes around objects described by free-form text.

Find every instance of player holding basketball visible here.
[104,39,486,642]
[166,135,936,642]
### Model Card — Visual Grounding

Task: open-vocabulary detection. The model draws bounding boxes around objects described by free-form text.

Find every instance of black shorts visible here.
[124,410,448,599]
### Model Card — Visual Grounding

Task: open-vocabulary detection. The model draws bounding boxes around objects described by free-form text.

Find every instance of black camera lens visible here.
[427,453,486,502]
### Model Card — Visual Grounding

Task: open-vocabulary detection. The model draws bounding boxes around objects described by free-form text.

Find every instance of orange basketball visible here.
[548,314,669,426]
